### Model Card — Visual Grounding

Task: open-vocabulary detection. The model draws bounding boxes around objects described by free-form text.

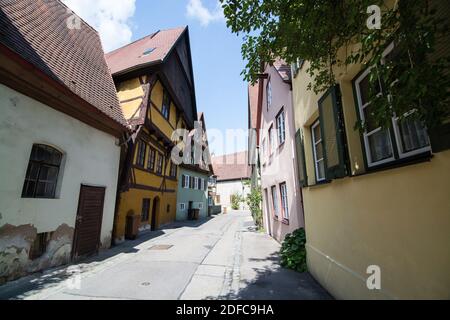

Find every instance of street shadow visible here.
[205,253,333,301]
[235,259,334,300]
[0,217,219,299]
[0,230,166,300]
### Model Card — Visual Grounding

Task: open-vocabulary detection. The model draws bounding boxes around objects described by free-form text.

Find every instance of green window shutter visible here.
[429,122,450,153]
[318,85,348,179]
[295,130,308,187]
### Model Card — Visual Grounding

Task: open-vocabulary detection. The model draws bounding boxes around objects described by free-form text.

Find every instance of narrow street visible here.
[0,211,331,300]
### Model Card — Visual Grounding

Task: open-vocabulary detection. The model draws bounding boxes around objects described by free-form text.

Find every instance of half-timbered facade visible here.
[106,27,198,242]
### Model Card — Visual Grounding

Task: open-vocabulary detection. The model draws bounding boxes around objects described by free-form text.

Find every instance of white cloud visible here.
[186,0,224,27]
[62,0,136,52]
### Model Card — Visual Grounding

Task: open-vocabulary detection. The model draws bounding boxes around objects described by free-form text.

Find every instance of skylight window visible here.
[142,48,156,56]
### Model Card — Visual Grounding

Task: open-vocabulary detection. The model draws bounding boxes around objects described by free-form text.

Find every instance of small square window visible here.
[162,90,171,120]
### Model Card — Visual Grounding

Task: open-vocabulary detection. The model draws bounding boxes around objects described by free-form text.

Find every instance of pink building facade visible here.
[258,60,305,242]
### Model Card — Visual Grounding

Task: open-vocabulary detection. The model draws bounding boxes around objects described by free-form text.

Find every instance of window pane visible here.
[22,180,36,197]
[317,160,326,180]
[27,162,40,180]
[315,142,324,160]
[47,167,59,183]
[398,117,429,153]
[44,182,56,198]
[38,166,48,180]
[359,74,381,106]
[313,124,321,142]
[368,130,393,162]
[51,152,62,166]
[363,106,380,133]
[36,182,46,197]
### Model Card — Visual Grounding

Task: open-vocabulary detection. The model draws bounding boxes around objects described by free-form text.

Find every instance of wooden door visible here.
[151,197,159,231]
[72,185,105,260]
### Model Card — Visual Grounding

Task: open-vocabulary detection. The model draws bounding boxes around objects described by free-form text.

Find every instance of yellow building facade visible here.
[292,2,450,299]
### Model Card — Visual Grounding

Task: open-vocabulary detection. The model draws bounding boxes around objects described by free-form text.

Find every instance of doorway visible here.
[72,185,105,260]
[151,197,159,231]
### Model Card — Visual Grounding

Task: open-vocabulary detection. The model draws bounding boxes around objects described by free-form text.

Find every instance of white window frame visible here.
[271,186,279,217]
[267,80,272,110]
[269,125,275,155]
[194,177,199,190]
[184,175,190,189]
[180,203,186,210]
[382,43,431,159]
[311,121,326,182]
[276,109,286,145]
[198,202,203,209]
[355,43,431,167]
[355,67,396,167]
[280,183,289,220]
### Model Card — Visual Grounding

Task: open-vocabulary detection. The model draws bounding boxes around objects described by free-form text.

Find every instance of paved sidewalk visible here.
[0,211,332,300]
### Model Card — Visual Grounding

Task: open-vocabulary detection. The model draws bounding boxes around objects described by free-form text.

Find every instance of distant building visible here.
[176,112,213,221]
[0,0,127,283]
[212,152,251,211]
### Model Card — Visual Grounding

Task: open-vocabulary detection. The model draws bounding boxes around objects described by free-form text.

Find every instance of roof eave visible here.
[111,59,163,78]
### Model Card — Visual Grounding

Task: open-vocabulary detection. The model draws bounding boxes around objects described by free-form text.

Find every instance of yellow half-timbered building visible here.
[106,27,198,241]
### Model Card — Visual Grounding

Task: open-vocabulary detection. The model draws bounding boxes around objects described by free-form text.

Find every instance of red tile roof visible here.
[212,151,251,181]
[105,27,186,75]
[0,0,127,127]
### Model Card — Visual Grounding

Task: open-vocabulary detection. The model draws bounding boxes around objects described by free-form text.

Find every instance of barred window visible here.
[22,144,62,199]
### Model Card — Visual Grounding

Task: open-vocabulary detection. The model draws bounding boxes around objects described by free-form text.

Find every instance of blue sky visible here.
[63,0,249,157]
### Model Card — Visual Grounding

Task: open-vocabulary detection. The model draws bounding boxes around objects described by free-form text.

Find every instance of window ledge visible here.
[361,152,433,177]
[21,197,60,200]
[306,180,332,189]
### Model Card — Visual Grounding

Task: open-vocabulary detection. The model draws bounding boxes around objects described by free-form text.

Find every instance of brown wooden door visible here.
[72,185,106,260]
[151,197,159,231]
